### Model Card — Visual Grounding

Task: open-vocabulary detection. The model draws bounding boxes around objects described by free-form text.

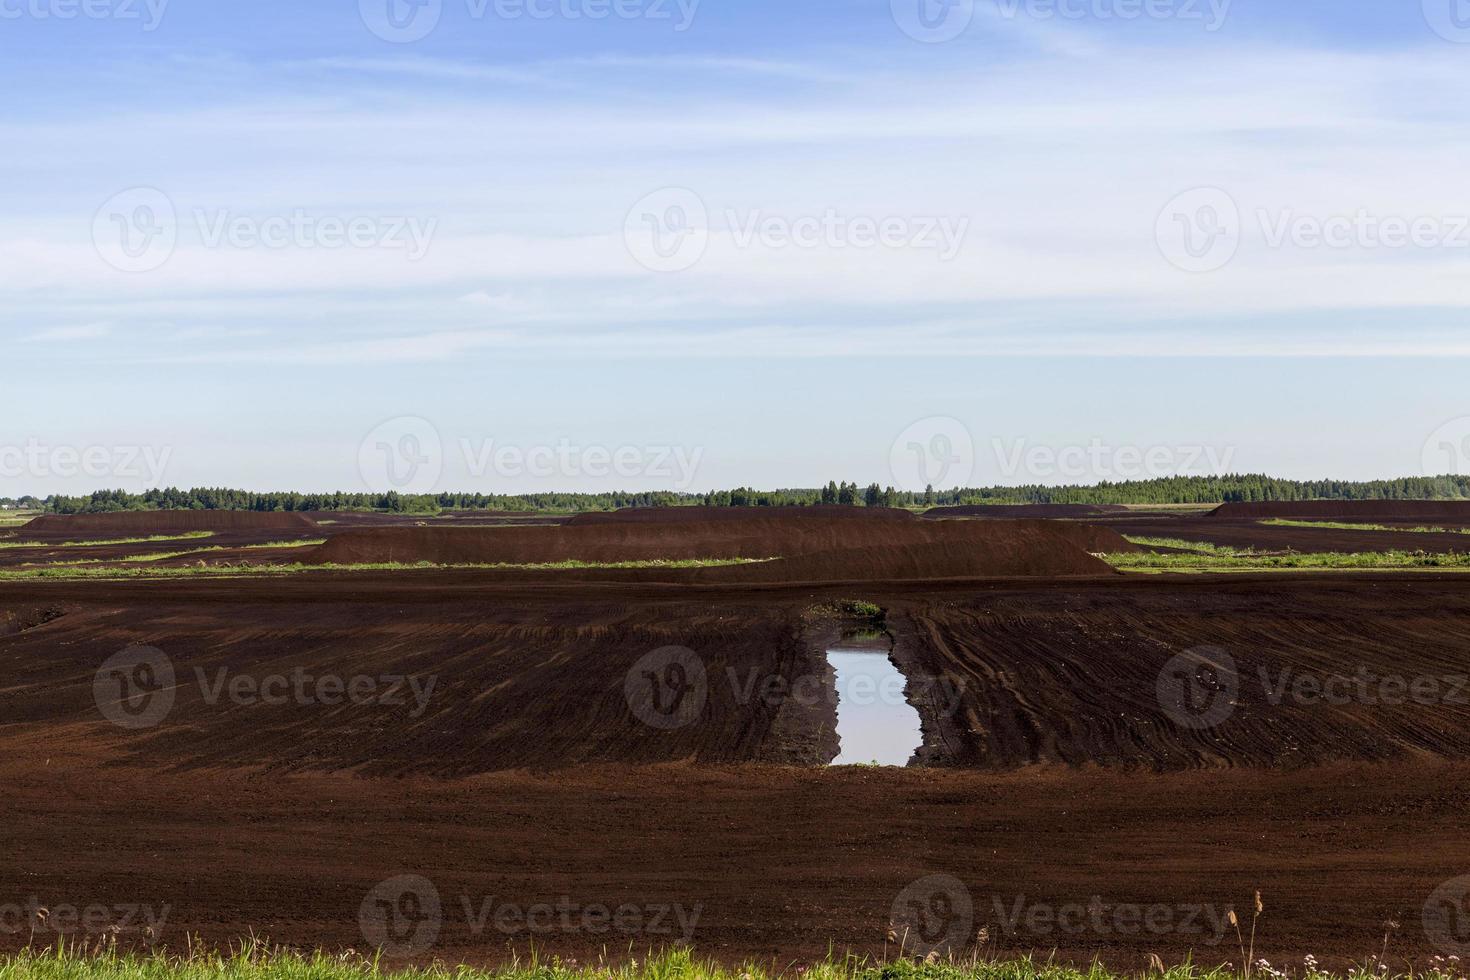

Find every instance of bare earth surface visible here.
[4,506,1470,969]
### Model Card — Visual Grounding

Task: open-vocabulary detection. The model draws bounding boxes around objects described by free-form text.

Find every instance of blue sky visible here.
[4,0,1470,495]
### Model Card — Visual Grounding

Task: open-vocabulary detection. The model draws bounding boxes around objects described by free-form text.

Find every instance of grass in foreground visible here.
[0,945,1459,980]
[0,532,215,551]
[1114,536,1470,571]
[1261,519,1470,535]
[0,557,776,582]
[1122,537,1259,557]
[239,539,328,549]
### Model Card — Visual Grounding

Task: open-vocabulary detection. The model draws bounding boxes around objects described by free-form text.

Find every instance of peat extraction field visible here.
[4,506,1470,969]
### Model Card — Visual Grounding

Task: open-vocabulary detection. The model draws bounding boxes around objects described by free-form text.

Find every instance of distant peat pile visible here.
[23,510,317,534]
[305,507,1130,581]
[1208,500,1470,522]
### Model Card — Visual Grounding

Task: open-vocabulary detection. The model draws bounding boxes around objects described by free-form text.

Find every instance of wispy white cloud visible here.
[5,26,1470,357]
[24,322,113,342]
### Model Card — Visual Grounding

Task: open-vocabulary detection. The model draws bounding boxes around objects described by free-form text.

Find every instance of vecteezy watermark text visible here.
[624,646,966,732]
[0,898,170,938]
[623,189,971,273]
[993,438,1236,481]
[93,188,437,273]
[726,209,970,262]
[1158,188,1470,273]
[890,0,1230,44]
[358,875,701,958]
[0,0,168,29]
[0,440,172,484]
[93,646,438,730]
[1157,646,1470,731]
[359,0,699,43]
[888,876,1235,958]
[461,439,704,490]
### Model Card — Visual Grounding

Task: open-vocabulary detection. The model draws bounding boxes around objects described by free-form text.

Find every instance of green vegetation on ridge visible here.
[0,532,215,551]
[1108,537,1470,572]
[0,557,775,582]
[9,474,1470,517]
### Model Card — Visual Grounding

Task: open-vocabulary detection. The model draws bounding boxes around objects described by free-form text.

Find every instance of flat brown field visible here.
[5,538,1470,968]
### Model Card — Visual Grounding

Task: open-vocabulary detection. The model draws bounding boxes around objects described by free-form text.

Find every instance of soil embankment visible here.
[924,503,1129,518]
[1207,500,1470,522]
[304,510,1132,580]
[22,510,316,535]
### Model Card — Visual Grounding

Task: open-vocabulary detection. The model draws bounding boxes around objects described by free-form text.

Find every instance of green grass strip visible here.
[0,557,776,582]
[1121,536,1258,557]
[0,944,1445,980]
[0,532,215,551]
[1261,519,1470,534]
[1106,550,1470,571]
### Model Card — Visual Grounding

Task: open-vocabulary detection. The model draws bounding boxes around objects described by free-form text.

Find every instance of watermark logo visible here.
[460,438,704,489]
[989,896,1233,944]
[727,210,969,261]
[359,875,443,957]
[93,189,437,271]
[891,0,975,42]
[624,646,708,730]
[729,664,966,718]
[359,416,444,494]
[1423,417,1470,477]
[1260,668,1469,708]
[0,0,169,30]
[193,209,436,259]
[93,187,177,274]
[1156,646,1238,730]
[624,188,709,273]
[195,668,438,718]
[359,876,700,956]
[0,899,170,939]
[360,0,442,41]
[890,417,975,494]
[890,875,974,956]
[1257,209,1470,252]
[93,645,176,730]
[1425,876,1470,958]
[94,650,437,729]
[994,0,1231,30]
[993,438,1236,481]
[0,440,172,485]
[1157,187,1240,273]
[1423,0,1470,42]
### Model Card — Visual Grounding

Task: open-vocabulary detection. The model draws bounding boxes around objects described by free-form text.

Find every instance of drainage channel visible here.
[826,641,923,767]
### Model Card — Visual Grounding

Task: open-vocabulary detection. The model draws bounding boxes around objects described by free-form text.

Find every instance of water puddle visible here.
[826,646,923,767]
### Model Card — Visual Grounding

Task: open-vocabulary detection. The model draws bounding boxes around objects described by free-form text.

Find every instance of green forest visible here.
[5,474,1469,515]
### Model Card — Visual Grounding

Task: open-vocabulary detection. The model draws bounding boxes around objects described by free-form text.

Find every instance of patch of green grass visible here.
[805,599,887,625]
[0,557,775,582]
[1122,536,1258,557]
[0,532,215,551]
[1106,549,1470,572]
[41,548,226,568]
[0,945,1447,980]
[1261,519,1470,534]
[239,539,327,549]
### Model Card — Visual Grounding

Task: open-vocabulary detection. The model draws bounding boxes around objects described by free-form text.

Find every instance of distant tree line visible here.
[17,474,1470,515]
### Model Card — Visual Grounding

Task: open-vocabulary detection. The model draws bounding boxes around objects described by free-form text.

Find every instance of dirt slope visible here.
[23,510,316,534]
[6,576,1470,966]
[304,514,1128,580]
[924,504,1129,518]
[1208,500,1470,522]
[567,505,916,524]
